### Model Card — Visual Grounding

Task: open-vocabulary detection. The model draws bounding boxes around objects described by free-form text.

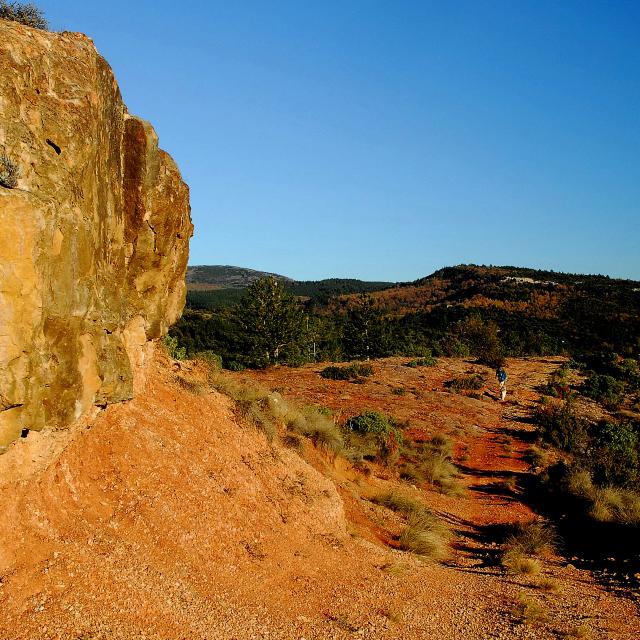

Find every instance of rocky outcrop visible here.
[0,21,193,449]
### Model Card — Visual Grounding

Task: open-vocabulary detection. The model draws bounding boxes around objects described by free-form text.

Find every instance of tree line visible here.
[169,276,568,369]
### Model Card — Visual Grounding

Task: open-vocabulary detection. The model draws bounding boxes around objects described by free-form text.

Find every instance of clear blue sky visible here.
[40,1,639,281]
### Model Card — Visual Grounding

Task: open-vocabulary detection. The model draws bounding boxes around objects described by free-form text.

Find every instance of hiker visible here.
[496,366,507,401]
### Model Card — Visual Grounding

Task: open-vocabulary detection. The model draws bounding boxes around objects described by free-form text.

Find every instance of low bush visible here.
[345,411,402,460]
[582,373,625,409]
[543,364,571,399]
[405,355,437,368]
[194,350,222,369]
[162,334,186,360]
[320,362,373,381]
[535,398,588,454]
[446,374,484,393]
[0,154,19,189]
[0,1,47,29]
[589,419,638,487]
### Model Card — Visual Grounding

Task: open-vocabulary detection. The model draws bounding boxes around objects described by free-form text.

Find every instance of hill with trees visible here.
[186,265,394,309]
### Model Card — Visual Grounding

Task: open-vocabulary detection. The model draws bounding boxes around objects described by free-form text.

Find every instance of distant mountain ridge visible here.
[186,265,394,309]
[187,265,293,290]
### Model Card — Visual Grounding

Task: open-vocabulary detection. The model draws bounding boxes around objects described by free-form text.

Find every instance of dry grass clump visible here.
[175,375,205,396]
[398,510,449,560]
[419,434,466,497]
[373,491,451,560]
[564,624,591,638]
[567,469,640,525]
[207,371,342,450]
[502,550,541,575]
[524,445,550,469]
[590,486,640,525]
[287,406,343,453]
[537,577,560,593]
[514,593,547,624]
[505,518,557,556]
[501,518,556,575]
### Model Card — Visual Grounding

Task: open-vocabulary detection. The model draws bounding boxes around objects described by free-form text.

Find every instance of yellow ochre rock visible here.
[0,21,193,448]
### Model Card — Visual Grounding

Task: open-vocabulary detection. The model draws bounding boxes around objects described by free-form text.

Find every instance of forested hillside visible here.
[170,265,640,370]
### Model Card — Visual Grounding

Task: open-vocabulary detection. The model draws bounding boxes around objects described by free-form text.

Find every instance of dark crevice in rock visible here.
[146,220,158,252]
[0,403,23,412]
[46,139,61,155]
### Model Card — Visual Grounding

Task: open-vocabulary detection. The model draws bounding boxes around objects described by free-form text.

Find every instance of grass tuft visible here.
[514,593,547,624]
[502,550,541,575]
[373,491,451,560]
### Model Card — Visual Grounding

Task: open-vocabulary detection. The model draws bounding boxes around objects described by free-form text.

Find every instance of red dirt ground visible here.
[0,353,638,639]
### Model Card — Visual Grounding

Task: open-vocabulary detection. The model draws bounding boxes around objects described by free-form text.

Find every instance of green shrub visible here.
[619,358,640,391]
[162,334,186,360]
[0,1,47,29]
[405,355,437,368]
[439,335,471,358]
[454,315,505,368]
[345,410,402,459]
[0,154,19,188]
[535,398,588,454]
[589,420,638,487]
[226,361,245,371]
[320,362,373,381]
[582,374,625,409]
[543,364,571,399]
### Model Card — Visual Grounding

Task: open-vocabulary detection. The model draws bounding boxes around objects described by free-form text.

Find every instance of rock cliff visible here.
[0,21,193,449]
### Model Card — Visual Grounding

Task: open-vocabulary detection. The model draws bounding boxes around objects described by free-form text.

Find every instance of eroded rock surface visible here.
[0,21,192,448]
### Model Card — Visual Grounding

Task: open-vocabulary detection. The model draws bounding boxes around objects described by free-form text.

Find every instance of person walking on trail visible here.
[496,366,508,402]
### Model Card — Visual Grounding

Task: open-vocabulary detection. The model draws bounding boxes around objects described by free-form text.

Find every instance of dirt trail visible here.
[0,354,638,639]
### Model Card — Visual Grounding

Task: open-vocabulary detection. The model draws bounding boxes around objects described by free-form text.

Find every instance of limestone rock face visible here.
[0,21,193,448]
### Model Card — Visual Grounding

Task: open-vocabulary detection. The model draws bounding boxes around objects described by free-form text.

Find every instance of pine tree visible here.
[236,277,305,366]
[343,293,388,359]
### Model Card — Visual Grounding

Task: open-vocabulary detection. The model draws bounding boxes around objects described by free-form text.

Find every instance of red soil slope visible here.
[0,353,637,639]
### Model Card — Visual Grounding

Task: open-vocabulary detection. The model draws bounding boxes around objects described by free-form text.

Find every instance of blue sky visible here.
[40,1,639,281]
